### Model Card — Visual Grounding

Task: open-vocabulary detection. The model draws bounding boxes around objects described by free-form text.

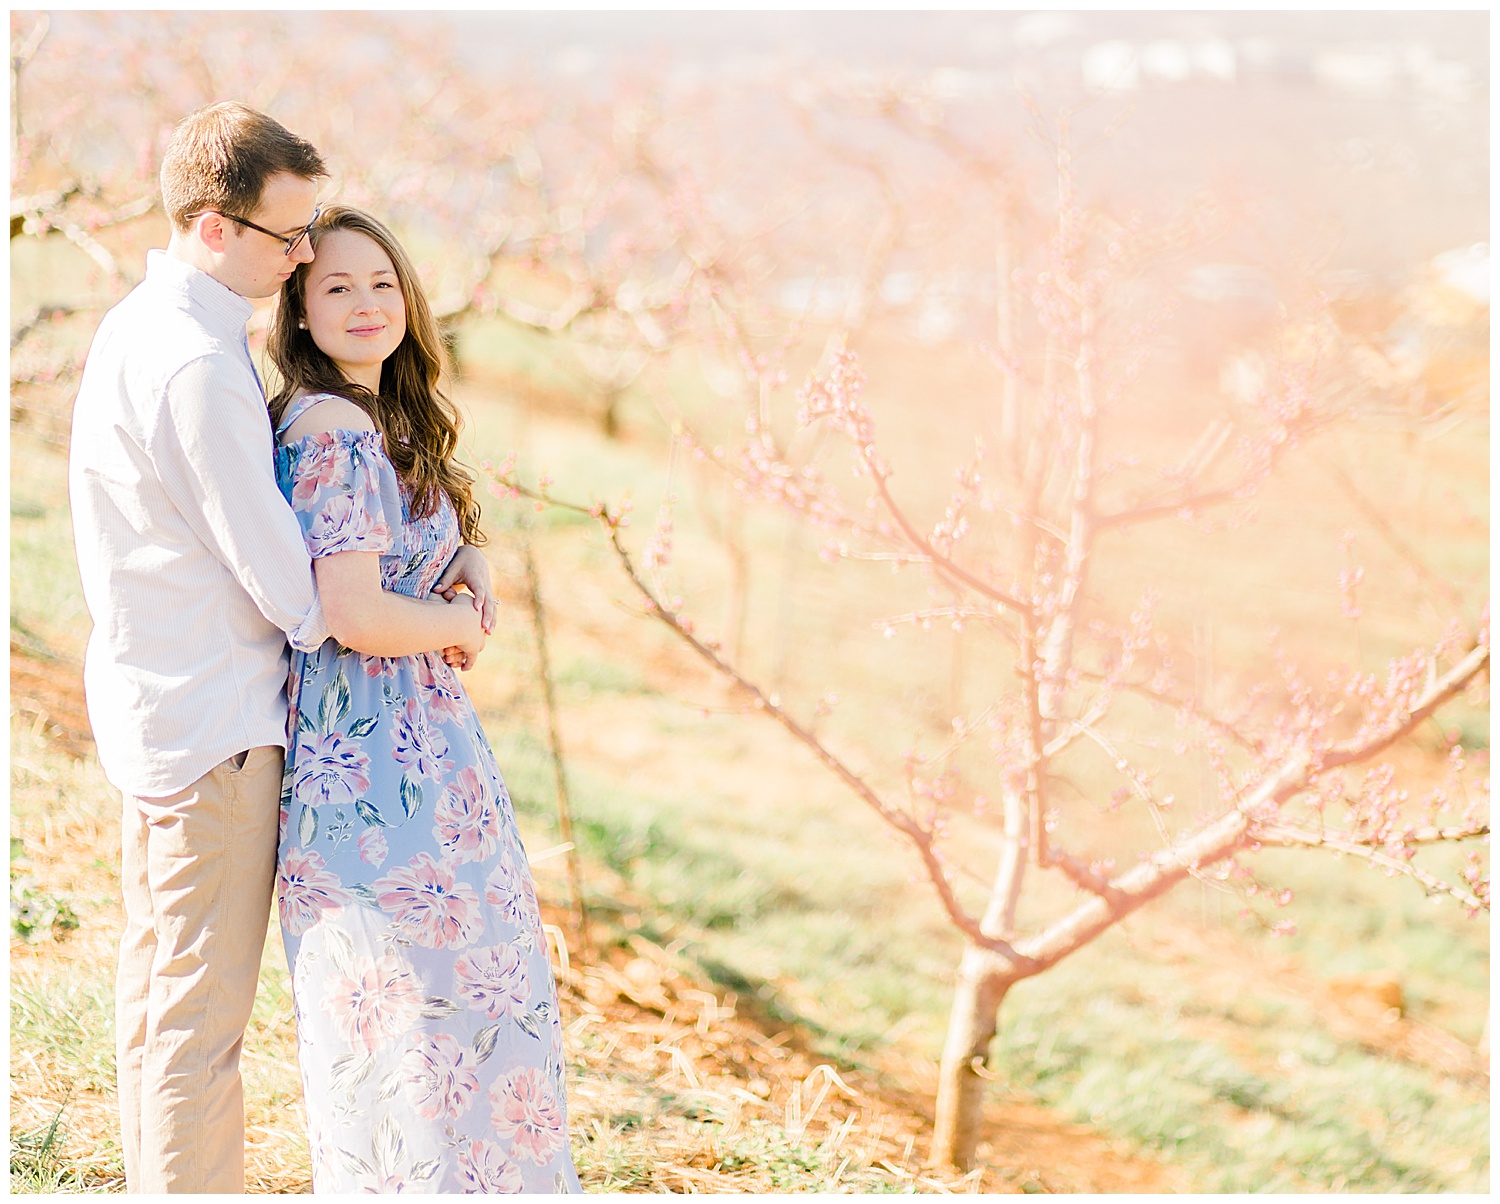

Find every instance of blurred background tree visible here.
[11,8,1488,1189]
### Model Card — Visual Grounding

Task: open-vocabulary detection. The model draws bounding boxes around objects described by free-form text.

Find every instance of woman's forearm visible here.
[333,590,479,658]
[315,551,481,658]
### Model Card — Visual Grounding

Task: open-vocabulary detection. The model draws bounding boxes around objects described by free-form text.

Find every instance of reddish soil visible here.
[10,640,1191,1193]
[10,640,93,760]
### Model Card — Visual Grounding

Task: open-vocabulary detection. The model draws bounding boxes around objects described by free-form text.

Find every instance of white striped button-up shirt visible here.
[69,250,329,797]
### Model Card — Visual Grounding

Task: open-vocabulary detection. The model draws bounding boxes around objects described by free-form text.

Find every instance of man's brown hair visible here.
[160,101,326,231]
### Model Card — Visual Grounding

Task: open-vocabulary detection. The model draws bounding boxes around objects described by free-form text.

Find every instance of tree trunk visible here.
[931,943,1015,1170]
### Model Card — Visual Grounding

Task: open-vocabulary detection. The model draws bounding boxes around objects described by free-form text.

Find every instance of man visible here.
[68,101,493,1193]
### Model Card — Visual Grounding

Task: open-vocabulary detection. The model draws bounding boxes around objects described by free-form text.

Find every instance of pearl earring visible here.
[298,320,307,329]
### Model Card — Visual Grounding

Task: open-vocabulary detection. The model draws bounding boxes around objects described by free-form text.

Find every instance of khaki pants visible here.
[116,746,283,1193]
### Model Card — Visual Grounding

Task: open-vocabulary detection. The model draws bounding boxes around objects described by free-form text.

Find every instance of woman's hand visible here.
[433,544,497,635]
[439,591,486,671]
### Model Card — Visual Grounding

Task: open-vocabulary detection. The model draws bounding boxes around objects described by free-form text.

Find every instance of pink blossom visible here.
[455,1139,524,1193]
[643,500,674,571]
[490,1066,565,1165]
[401,1032,480,1120]
[319,952,424,1053]
[373,852,483,948]
[433,767,500,863]
[357,826,389,867]
[277,845,351,936]
[453,939,531,1020]
[1339,565,1364,620]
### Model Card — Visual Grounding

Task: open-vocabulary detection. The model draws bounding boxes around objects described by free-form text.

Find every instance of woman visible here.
[265,205,579,1193]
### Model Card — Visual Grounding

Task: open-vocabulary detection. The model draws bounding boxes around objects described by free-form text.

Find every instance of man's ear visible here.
[196,212,229,253]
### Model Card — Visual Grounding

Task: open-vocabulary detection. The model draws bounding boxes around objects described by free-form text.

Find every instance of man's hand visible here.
[433,544,497,635]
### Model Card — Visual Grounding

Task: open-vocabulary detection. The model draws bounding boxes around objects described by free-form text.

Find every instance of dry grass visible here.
[10,652,1192,1194]
[556,928,1189,1193]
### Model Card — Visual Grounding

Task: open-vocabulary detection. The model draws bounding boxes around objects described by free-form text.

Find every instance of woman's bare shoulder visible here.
[281,391,379,443]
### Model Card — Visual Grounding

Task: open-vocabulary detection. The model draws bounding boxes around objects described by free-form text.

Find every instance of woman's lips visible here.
[347,325,385,336]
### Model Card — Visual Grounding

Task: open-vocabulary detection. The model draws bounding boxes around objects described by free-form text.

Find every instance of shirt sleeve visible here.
[152,352,332,652]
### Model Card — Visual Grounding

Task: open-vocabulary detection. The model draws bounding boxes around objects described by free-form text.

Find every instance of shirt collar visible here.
[146,249,256,333]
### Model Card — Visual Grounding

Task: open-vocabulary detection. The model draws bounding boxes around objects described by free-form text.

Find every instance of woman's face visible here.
[301,227,407,391]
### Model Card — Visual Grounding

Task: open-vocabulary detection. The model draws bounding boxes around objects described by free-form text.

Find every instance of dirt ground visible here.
[10,639,1204,1194]
[15,635,1486,1193]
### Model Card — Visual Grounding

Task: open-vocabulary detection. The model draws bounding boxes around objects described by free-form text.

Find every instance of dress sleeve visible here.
[284,430,406,560]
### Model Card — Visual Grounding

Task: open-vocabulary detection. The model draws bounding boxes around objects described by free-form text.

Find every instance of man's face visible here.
[215,172,319,299]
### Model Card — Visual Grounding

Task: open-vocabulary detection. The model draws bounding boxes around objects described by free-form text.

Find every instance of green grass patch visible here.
[9,1098,75,1193]
[11,370,1487,1194]
[996,944,1488,1192]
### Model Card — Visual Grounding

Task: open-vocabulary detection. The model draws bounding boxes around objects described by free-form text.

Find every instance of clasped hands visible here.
[432,544,497,672]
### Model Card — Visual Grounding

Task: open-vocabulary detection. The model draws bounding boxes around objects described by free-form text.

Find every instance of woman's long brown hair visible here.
[266,204,484,546]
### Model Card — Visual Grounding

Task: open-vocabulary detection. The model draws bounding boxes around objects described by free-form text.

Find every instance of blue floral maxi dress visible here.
[271,394,579,1193]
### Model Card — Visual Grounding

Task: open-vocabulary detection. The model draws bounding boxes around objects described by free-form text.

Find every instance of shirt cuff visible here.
[288,588,331,652]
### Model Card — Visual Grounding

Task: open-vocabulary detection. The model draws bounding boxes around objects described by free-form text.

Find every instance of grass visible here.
[11,318,1489,1192]
[476,630,1487,1191]
[449,323,1488,1192]
[8,705,1003,1195]
[10,1097,74,1192]
[995,950,1489,1192]
[10,424,89,658]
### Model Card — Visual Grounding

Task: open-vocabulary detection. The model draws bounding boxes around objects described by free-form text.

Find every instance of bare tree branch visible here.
[1254,821,1488,911]
[11,303,79,349]
[489,474,1036,964]
[1005,636,1489,980]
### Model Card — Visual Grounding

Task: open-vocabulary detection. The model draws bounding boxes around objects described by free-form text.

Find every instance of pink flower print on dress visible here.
[484,847,536,931]
[392,697,453,782]
[357,1172,407,1193]
[455,1139,524,1193]
[372,851,483,948]
[520,873,541,934]
[433,767,500,864]
[301,488,387,554]
[357,825,389,867]
[290,433,354,509]
[413,654,469,724]
[293,731,372,809]
[490,1066,565,1166]
[453,939,531,1020]
[278,845,352,936]
[306,1111,341,1192]
[401,1032,480,1121]
[359,652,399,679]
[306,491,392,556]
[319,951,424,1053]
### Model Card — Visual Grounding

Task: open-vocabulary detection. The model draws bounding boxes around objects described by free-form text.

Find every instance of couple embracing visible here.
[68,102,580,1193]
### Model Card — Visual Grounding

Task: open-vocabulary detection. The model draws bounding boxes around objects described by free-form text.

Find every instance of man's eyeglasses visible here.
[187,206,322,256]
